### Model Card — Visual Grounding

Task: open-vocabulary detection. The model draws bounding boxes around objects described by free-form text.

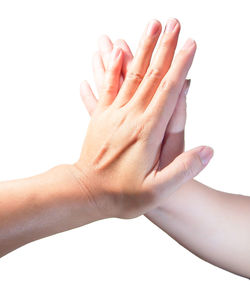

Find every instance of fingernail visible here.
[184,79,191,96]
[164,18,177,33]
[147,20,160,36]
[199,146,214,166]
[182,38,195,50]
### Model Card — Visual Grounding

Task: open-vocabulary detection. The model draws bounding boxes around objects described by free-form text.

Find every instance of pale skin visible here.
[0,19,211,258]
[81,18,250,279]
[0,18,248,280]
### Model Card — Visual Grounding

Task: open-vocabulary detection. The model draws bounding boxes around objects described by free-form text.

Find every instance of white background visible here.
[0,0,250,292]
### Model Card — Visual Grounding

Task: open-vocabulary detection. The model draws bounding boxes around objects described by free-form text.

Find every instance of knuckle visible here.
[128,117,149,142]
[140,113,157,135]
[145,67,162,81]
[179,153,201,180]
[160,78,178,92]
[126,71,144,83]
[102,82,116,95]
[179,156,195,179]
[133,123,146,140]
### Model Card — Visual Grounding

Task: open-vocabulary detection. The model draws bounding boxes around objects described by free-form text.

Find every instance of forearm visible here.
[145,179,250,278]
[0,164,101,257]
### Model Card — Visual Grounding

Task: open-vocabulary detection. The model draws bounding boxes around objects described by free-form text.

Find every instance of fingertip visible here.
[198,146,214,166]
[191,39,197,52]
[106,46,124,78]
[113,38,123,46]
[97,34,109,43]
[165,17,181,33]
[148,18,162,32]
[109,45,123,66]
[178,145,214,181]
[114,39,133,56]
[145,19,162,38]
[113,39,133,76]
[173,17,181,29]
[193,39,197,48]
[98,34,113,51]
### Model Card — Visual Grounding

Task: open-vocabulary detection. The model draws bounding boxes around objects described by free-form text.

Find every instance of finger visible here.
[92,51,105,97]
[114,19,162,107]
[166,79,190,134]
[98,35,113,70]
[145,39,196,136]
[113,39,133,89]
[98,37,129,90]
[131,18,180,109]
[113,39,134,77]
[153,146,214,198]
[157,79,190,169]
[99,46,124,106]
[80,80,98,116]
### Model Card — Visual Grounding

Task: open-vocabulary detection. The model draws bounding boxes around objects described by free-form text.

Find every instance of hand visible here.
[72,19,213,219]
[85,21,190,169]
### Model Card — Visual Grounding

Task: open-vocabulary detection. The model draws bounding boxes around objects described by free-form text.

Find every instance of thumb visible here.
[154,146,214,196]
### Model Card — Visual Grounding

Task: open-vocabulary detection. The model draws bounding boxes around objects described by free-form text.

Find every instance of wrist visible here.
[70,161,130,219]
[59,163,107,222]
[144,179,195,218]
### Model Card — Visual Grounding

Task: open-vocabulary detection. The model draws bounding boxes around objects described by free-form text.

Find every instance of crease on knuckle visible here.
[102,83,116,95]
[180,157,195,179]
[180,153,201,180]
[126,71,144,83]
[145,67,162,81]
[160,78,177,92]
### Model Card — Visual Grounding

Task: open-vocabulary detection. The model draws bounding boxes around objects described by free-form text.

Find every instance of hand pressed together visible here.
[3,18,250,280]
[72,18,214,219]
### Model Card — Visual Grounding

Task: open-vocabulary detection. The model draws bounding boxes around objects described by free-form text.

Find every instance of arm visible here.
[0,19,208,257]
[146,179,250,278]
[0,164,102,257]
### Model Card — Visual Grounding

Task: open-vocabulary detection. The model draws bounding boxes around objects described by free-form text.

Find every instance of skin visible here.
[0,19,212,258]
[76,18,213,219]
[81,18,250,279]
